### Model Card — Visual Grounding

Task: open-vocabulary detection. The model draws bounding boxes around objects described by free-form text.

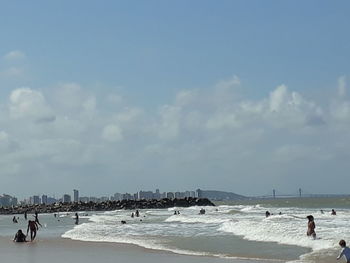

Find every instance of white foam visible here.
[61,204,350,263]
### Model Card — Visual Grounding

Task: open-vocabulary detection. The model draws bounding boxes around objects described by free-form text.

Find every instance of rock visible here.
[0,198,215,215]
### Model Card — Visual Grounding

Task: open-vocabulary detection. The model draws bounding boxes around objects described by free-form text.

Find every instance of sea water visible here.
[1,197,350,263]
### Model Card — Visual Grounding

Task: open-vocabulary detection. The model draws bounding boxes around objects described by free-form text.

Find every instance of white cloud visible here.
[4,50,26,60]
[102,124,123,142]
[215,75,241,90]
[9,88,54,121]
[156,105,181,140]
[1,76,350,196]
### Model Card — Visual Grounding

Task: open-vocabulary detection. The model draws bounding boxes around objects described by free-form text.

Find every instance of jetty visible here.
[0,197,215,215]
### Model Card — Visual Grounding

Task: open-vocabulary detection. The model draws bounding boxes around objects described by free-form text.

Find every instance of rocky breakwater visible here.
[0,197,215,215]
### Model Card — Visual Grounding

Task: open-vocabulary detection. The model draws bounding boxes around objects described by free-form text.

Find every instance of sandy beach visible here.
[0,237,278,263]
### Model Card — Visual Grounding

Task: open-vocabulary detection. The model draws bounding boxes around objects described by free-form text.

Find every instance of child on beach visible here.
[337,240,350,263]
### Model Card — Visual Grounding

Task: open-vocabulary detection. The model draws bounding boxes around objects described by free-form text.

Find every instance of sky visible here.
[0,1,350,199]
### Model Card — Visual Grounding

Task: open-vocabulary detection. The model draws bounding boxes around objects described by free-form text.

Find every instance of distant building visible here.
[47,197,57,204]
[113,193,122,201]
[42,195,48,204]
[89,197,98,202]
[166,192,174,199]
[153,189,161,200]
[100,196,109,202]
[122,193,133,200]
[32,195,41,205]
[138,191,153,200]
[79,197,89,203]
[73,189,79,202]
[196,189,202,198]
[0,194,17,207]
[63,194,71,203]
[175,192,185,198]
[184,191,196,198]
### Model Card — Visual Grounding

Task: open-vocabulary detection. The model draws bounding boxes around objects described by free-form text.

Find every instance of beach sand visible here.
[0,237,277,263]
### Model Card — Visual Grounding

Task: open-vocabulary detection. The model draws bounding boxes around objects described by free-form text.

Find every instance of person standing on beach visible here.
[27,220,39,241]
[24,210,27,220]
[306,215,316,239]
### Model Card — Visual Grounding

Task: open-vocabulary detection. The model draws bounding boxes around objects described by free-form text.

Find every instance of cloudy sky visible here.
[1,1,350,199]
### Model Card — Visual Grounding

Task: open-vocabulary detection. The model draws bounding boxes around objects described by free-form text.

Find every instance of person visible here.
[337,240,350,263]
[199,208,206,215]
[131,212,134,218]
[265,211,271,217]
[135,210,140,217]
[12,216,18,223]
[332,209,337,215]
[24,210,27,220]
[177,211,180,215]
[34,211,42,227]
[174,211,177,215]
[306,215,316,239]
[75,213,79,225]
[27,220,38,241]
[13,229,27,243]
[320,209,324,214]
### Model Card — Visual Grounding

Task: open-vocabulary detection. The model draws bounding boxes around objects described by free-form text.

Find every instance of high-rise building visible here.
[0,194,17,207]
[33,195,40,205]
[41,195,48,204]
[73,189,79,202]
[63,194,71,203]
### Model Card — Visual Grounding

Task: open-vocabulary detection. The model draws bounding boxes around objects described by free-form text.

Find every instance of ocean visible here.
[1,197,350,263]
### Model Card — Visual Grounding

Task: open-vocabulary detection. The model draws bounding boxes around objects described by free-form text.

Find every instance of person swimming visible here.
[332,209,337,215]
[306,215,316,239]
[265,211,271,217]
[12,216,18,223]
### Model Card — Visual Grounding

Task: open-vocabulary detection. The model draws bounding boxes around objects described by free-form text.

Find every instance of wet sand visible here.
[1,237,277,263]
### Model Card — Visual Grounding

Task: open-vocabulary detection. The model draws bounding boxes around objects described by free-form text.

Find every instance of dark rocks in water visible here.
[0,197,215,215]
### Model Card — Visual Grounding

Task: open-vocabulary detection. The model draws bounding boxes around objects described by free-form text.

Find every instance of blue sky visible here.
[0,1,350,198]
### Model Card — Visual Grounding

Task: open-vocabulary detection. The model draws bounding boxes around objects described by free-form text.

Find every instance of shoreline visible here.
[0,236,279,263]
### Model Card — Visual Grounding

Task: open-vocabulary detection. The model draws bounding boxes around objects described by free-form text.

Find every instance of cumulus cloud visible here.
[9,88,55,122]
[1,75,350,197]
[4,50,26,60]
